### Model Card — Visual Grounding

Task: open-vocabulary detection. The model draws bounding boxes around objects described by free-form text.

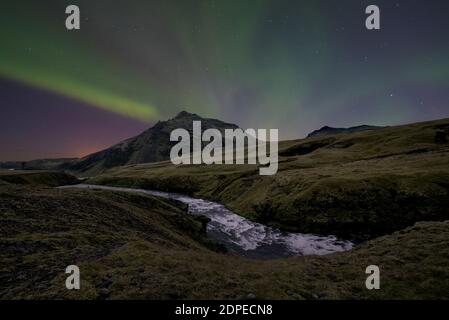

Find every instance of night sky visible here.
[1,0,449,161]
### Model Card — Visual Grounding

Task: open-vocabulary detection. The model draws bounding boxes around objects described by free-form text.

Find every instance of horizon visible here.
[2,112,448,163]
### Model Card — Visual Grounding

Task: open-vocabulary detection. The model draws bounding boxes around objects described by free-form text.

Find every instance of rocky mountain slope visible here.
[64,111,239,176]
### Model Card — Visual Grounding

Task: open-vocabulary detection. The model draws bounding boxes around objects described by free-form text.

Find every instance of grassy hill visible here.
[89,118,449,240]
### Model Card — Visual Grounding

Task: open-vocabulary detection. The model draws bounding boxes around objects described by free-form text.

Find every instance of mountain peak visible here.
[174,110,198,119]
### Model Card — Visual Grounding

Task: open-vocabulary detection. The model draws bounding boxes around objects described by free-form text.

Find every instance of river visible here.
[60,184,353,258]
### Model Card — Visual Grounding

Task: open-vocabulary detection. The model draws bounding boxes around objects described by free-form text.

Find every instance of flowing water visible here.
[60,184,353,258]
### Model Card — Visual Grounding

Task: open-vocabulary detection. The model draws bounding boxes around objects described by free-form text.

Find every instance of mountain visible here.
[307,125,384,138]
[66,111,239,175]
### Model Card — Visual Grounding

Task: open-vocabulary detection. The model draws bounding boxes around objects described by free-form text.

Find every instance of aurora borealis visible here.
[1,0,449,161]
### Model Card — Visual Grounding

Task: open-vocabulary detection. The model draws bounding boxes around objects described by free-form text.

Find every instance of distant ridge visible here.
[307,125,384,138]
[0,158,77,170]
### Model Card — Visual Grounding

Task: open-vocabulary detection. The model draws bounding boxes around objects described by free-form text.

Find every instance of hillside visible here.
[89,117,449,241]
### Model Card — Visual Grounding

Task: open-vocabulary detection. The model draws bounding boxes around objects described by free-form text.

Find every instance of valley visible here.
[1,115,449,300]
[1,180,448,299]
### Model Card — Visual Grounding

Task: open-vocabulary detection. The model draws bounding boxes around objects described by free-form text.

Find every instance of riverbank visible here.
[61,184,353,258]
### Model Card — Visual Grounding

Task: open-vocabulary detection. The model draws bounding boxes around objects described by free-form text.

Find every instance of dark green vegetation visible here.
[0,185,219,299]
[90,118,449,241]
[1,184,448,299]
[0,169,79,187]
[0,158,77,171]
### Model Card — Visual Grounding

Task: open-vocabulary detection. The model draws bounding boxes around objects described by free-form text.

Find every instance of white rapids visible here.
[60,184,353,258]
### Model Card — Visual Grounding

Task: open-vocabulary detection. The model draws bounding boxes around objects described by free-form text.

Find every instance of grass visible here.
[0,185,222,299]
[1,185,448,300]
